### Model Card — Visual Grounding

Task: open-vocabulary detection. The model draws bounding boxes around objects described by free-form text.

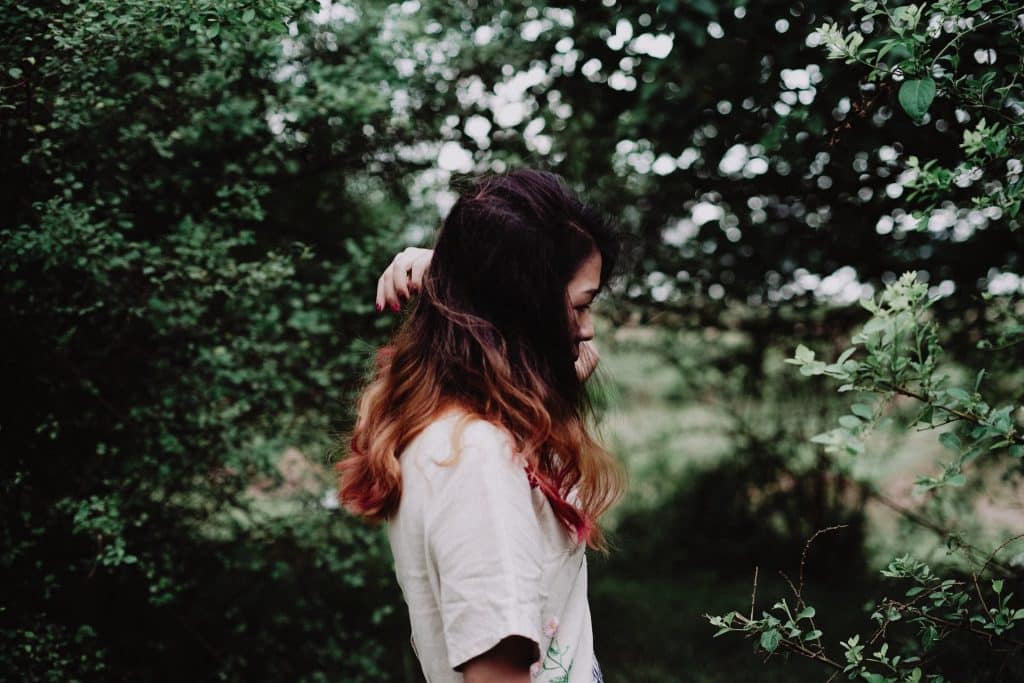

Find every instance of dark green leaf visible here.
[839,415,862,429]
[947,387,971,402]
[796,606,816,620]
[938,432,961,452]
[760,629,781,653]
[898,78,936,120]
[851,403,873,420]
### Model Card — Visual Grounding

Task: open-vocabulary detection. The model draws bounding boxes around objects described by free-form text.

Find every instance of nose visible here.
[575,311,594,343]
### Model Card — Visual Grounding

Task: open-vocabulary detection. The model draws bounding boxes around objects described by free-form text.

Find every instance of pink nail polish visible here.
[375,302,382,312]
[391,302,400,312]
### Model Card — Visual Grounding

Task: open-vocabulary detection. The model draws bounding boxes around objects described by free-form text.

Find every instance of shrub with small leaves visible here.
[1,1,454,679]
[709,267,1023,679]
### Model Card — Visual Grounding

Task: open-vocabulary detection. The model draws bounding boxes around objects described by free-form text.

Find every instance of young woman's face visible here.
[566,249,602,361]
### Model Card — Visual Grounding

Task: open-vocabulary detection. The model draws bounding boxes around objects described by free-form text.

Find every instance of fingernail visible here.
[375,302,382,312]
[391,302,400,312]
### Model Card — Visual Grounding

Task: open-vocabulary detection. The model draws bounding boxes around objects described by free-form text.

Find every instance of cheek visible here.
[565,310,580,339]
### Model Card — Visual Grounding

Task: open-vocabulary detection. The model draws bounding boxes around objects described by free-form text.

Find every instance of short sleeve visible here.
[424,420,544,670]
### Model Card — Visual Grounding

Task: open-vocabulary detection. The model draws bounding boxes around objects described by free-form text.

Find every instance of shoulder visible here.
[402,411,522,475]
[416,409,512,451]
[441,412,521,469]
[455,414,516,452]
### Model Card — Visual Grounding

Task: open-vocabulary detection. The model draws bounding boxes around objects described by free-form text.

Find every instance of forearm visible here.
[459,636,536,683]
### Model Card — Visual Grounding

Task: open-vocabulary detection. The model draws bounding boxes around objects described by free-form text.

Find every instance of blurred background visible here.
[2,1,1022,681]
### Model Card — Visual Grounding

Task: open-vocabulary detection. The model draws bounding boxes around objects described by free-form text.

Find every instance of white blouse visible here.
[387,411,596,682]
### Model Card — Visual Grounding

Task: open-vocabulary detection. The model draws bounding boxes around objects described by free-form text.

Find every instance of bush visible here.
[1,2,428,679]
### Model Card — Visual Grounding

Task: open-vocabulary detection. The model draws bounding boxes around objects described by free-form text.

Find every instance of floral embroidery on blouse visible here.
[531,615,573,682]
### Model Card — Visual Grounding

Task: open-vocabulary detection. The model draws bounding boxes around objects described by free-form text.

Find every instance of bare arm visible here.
[458,636,536,683]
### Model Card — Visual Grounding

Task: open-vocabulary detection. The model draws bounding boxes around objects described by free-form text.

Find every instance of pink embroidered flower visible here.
[542,615,560,638]
[530,661,542,677]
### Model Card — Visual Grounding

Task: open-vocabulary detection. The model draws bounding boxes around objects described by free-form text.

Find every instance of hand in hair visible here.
[374,247,599,381]
[375,247,433,312]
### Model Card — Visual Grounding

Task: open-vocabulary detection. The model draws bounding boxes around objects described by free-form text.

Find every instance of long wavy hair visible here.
[336,169,625,552]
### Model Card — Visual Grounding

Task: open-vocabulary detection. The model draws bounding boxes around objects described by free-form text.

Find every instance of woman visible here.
[337,169,625,682]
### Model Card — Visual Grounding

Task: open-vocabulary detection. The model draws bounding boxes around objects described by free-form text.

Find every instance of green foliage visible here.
[711,275,1024,679]
[813,0,1024,219]
[707,3,1024,679]
[709,551,1024,682]
[4,0,1023,679]
[782,226,1021,492]
[897,79,936,121]
[1,0,449,679]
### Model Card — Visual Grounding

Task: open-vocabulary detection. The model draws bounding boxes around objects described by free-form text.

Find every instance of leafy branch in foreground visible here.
[708,536,1024,683]
[785,271,1022,492]
[707,271,1024,680]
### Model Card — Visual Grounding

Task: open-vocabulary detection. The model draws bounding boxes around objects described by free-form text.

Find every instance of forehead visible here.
[567,250,602,296]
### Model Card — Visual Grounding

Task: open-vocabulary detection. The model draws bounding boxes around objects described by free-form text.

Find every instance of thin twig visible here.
[779,568,828,656]
[886,384,1023,445]
[980,533,1024,577]
[798,525,849,599]
[967,533,1024,631]
[855,480,1016,576]
[930,7,1023,69]
[750,565,759,621]
[972,570,991,623]
[885,599,1024,649]
[779,570,800,605]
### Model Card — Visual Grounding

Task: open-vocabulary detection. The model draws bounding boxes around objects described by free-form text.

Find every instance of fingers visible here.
[376,263,398,312]
[409,249,432,292]
[391,251,412,301]
[375,248,434,313]
[375,269,385,312]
